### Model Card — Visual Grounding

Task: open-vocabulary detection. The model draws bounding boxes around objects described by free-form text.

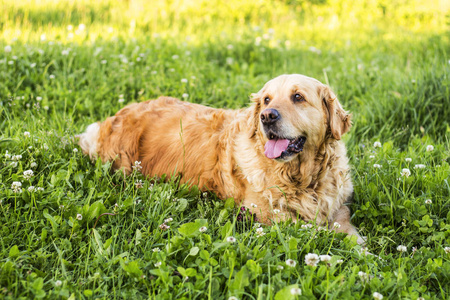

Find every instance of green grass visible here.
[1,0,450,299]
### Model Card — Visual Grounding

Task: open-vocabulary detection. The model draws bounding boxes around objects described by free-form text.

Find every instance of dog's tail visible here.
[76,122,100,160]
[76,104,145,173]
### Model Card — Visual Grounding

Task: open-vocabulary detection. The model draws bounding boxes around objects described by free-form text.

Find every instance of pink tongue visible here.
[264,139,290,159]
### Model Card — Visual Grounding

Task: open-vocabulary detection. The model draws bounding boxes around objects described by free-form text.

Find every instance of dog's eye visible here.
[294,93,305,102]
[264,97,270,105]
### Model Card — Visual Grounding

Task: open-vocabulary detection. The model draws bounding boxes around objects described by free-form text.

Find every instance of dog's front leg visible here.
[330,205,364,244]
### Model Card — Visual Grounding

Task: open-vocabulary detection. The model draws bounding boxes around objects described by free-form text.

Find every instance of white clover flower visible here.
[414,164,426,169]
[301,223,313,229]
[336,259,344,264]
[49,74,55,79]
[101,60,107,64]
[181,78,188,83]
[151,70,157,75]
[226,236,236,243]
[373,141,382,148]
[154,261,162,267]
[5,45,12,53]
[36,96,42,101]
[31,162,37,168]
[397,245,407,252]
[30,63,36,68]
[405,158,412,162]
[164,217,173,223]
[286,259,297,267]
[425,199,432,204]
[273,209,280,214]
[358,271,369,281]
[55,280,62,287]
[333,222,341,229]
[369,155,375,159]
[199,226,207,233]
[401,168,411,177]
[226,57,234,65]
[417,297,425,300]
[24,131,30,137]
[202,192,208,197]
[255,227,265,237]
[169,68,175,72]
[373,292,383,299]
[10,162,18,168]
[78,24,86,31]
[373,164,382,168]
[227,44,234,50]
[444,247,450,254]
[152,247,160,252]
[250,203,257,208]
[135,180,144,189]
[277,265,284,270]
[28,186,36,192]
[304,253,319,267]
[73,148,78,153]
[290,288,302,295]
[5,151,11,159]
[76,214,82,220]
[172,55,179,60]
[12,154,22,161]
[228,297,238,300]
[67,25,73,31]
[132,161,142,171]
[37,187,44,192]
[319,255,332,262]
[11,181,22,193]
[182,93,189,99]
[23,169,34,179]
[61,50,69,56]
[426,145,434,152]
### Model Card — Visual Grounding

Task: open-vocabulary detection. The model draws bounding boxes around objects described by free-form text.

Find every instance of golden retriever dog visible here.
[78,74,363,244]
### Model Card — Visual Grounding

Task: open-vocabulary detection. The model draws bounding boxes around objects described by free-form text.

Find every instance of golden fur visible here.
[79,74,363,243]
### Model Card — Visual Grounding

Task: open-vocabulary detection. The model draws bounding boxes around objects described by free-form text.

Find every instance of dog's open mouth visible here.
[264,133,307,159]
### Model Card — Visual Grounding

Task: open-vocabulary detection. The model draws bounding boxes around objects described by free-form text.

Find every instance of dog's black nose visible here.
[260,109,280,125]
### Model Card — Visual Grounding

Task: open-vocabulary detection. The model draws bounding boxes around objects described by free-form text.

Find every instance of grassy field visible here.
[1,0,450,299]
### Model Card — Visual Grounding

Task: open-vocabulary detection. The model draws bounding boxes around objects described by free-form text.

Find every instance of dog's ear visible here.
[250,92,260,103]
[320,85,351,140]
[247,92,262,138]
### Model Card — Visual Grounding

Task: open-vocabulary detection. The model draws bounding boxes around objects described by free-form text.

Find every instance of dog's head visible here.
[251,74,351,162]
